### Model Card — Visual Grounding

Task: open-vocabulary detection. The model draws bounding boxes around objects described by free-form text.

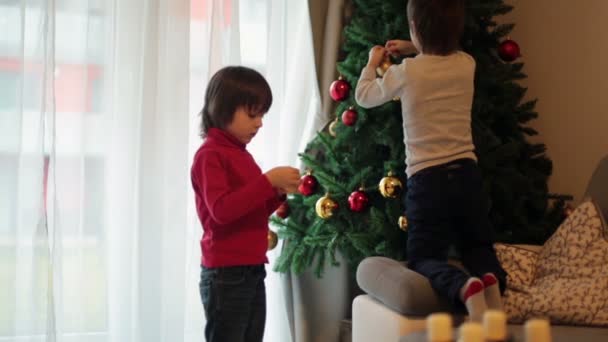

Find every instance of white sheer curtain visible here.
[2,0,192,341]
[1,0,319,341]
[190,1,320,341]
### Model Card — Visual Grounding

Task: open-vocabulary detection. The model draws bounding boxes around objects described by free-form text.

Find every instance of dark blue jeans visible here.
[404,158,507,309]
[199,265,266,342]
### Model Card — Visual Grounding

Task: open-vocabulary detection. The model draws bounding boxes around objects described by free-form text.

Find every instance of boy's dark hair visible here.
[407,0,465,55]
[200,66,272,138]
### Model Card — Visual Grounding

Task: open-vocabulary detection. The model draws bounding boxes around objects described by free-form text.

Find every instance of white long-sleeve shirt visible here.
[355,51,477,177]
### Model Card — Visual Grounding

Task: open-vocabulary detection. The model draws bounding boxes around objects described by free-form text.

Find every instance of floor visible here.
[340,319,352,342]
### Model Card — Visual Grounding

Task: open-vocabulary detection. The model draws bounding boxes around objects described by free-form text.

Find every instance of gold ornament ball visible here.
[315,194,339,219]
[379,173,403,198]
[268,230,278,250]
[328,118,339,137]
[398,215,408,231]
[376,56,393,77]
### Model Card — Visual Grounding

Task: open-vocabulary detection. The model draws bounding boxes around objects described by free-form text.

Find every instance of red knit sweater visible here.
[191,128,284,267]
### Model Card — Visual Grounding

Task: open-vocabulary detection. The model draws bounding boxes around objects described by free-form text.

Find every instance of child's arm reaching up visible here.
[355,45,406,108]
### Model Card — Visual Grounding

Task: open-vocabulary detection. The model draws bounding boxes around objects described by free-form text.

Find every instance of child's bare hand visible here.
[367,45,386,68]
[265,167,300,194]
[385,39,417,56]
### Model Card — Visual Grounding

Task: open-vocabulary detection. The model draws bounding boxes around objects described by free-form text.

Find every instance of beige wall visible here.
[502,0,608,202]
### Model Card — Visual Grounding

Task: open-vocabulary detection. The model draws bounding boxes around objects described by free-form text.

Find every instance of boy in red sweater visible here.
[191,66,300,342]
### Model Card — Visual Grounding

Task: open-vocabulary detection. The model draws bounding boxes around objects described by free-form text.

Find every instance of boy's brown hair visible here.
[407,0,465,55]
[200,66,272,138]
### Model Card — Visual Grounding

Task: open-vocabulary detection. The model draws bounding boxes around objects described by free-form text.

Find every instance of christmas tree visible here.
[271,0,569,277]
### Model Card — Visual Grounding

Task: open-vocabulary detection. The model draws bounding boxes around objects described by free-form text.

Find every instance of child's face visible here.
[225,107,265,145]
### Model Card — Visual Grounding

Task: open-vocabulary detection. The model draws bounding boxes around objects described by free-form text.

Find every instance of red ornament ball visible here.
[348,189,369,212]
[498,39,521,62]
[341,107,358,126]
[298,174,318,196]
[275,201,290,219]
[329,78,350,102]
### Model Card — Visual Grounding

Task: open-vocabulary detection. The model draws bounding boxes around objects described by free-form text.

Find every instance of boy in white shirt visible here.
[355,0,506,322]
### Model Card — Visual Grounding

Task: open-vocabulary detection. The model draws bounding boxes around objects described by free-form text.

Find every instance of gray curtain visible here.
[308,0,348,132]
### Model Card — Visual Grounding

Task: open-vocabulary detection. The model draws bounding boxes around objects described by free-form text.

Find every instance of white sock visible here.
[461,277,487,323]
[482,273,503,311]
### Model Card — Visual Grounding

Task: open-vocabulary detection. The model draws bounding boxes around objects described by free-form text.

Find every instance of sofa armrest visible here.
[352,294,427,342]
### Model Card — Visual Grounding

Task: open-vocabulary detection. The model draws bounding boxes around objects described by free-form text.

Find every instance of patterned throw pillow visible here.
[495,243,540,320]
[503,199,608,326]
[495,243,538,287]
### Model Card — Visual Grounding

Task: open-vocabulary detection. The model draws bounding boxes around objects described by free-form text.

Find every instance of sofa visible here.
[352,155,608,342]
